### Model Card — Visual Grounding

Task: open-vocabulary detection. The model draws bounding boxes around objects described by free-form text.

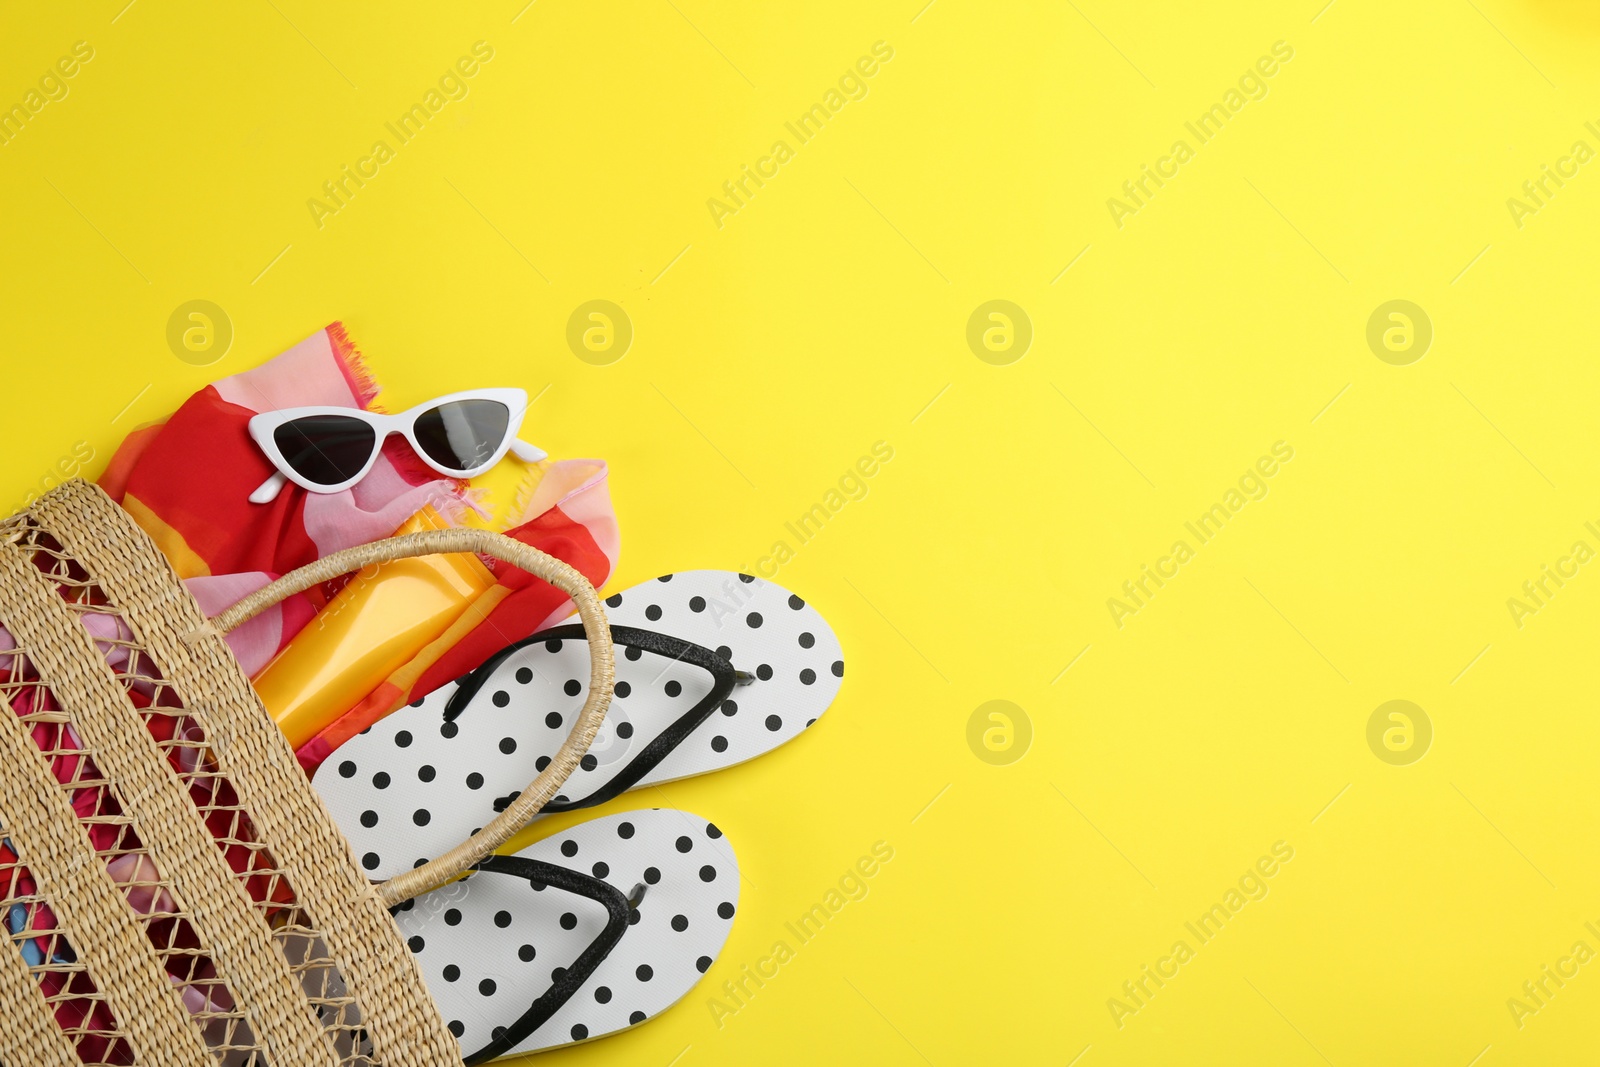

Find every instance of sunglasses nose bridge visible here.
[375,419,404,449]
[370,414,426,465]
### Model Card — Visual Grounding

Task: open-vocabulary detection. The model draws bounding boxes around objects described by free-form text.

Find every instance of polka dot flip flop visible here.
[315,571,842,880]
[394,808,738,1063]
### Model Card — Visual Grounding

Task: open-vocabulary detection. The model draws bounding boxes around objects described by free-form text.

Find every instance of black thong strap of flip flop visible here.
[460,855,639,1065]
[442,623,745,815]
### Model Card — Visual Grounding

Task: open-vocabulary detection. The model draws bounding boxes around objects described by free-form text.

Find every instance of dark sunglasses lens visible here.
[413,400,511,473]
[273,415,378,487]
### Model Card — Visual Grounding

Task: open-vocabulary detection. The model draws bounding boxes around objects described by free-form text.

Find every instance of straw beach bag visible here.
[0,479,614,1066]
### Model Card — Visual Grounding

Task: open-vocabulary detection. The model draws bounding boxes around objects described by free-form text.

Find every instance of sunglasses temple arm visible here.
[509,439,547,463]
[249,471,288,504]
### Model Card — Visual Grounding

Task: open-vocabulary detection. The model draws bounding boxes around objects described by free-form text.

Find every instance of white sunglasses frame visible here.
[247,387,546,504]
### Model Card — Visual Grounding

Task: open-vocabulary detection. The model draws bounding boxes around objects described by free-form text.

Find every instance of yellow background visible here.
[3,0,1599,1063]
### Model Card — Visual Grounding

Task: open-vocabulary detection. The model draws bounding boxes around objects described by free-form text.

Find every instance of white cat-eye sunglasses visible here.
[248,387,546,504]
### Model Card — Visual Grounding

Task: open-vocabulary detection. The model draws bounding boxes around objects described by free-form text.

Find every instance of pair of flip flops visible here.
[313,571,842,1061]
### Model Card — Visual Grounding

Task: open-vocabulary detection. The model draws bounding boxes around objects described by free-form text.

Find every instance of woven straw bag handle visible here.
[200,528,613,907]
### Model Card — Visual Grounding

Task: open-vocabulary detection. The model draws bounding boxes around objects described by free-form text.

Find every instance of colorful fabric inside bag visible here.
[92,320,620,768]
[97,323,470,677]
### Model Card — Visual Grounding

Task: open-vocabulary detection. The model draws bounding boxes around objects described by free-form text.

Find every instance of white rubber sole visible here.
[315,571,842,881]
[393,809,737,1058]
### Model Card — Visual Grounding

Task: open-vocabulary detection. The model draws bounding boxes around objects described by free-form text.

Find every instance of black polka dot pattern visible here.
[312,571,841,881]
[390,809,738,1057]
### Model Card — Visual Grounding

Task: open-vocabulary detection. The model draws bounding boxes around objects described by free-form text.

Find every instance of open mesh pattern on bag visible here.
[0,843,130,1066]
[0,522,267,1063]
[5,517,378,1065]
[0,484,463,1067]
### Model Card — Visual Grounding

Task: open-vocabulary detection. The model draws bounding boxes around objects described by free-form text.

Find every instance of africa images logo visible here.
[1105,41,1295,229]
[705,42,895,229]
[306,42,495,229]
[1107,842,1295,1029]
[1106,441,1295,629]
[0,40,94,148]
[1504,121,1600,230]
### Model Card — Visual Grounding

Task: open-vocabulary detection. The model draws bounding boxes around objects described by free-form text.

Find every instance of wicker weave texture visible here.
[0,480,612,1065]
